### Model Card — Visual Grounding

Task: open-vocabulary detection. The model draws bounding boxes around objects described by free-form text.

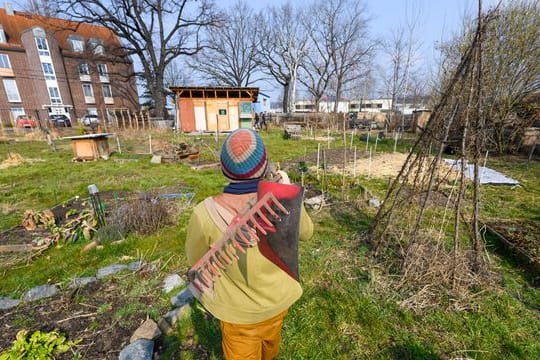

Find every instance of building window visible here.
[98,63,109,82]
[82,83,94,97]
[0,25,6,43]
[377,104,383,108]
[78,63,90,76]
[48,86,62,104]
[3,79,21,102]
[36,37,50,56]
[0,54,11,69]
[68,35,84,52]
[102,84,112,98]
[88,38,104,55]
[97,64,108,76]
[42,62,55,80]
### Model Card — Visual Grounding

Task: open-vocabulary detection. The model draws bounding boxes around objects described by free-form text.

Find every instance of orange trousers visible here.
[220,310,288,360]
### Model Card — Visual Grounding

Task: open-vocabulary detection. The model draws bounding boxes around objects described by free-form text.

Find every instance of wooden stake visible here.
[368,146,372,178]
[327,127,330,149]
[353,145,357,178]
[116,135,122,154]
[149,134,152,154]
[316,143,321,180]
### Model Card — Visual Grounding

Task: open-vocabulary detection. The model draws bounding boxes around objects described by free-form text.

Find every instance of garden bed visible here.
[486,220,540,280]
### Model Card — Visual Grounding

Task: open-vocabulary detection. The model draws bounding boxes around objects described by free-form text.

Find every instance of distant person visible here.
[254,112,260,129]
[260,111,268,131]
[185,129,314,359]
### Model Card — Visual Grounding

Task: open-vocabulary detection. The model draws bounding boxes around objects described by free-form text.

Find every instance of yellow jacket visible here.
[185,192,314,324]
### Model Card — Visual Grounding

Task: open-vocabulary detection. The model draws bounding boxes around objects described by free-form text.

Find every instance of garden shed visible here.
[170,86,259,132]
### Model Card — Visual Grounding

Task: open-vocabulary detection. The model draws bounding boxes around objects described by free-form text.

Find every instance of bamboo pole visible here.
[316,143,321,180]
[365,129,370,152]
[353,145,357,178]
[116,135,122,154]
[149,134,152,154]
[368,146,372,178]
[327,127,330,149]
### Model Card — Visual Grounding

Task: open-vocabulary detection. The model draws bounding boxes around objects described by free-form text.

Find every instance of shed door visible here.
[194,104,206,131]
[229,103,239,129]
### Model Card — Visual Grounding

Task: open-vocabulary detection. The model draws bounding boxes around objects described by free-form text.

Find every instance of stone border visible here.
[0,261,194,360]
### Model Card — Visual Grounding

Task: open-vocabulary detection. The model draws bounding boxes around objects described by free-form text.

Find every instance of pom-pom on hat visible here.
[220,129,267,182]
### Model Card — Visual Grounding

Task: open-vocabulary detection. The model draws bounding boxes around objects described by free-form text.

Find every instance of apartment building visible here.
[0,6,138,127]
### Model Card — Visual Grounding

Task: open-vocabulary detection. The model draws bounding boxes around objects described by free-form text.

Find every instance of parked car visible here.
[49,114,71,127]
[81,114,100,127]
[15,115,38,128]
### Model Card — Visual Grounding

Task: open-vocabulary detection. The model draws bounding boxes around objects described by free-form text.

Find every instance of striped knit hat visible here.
[220,129,268,182]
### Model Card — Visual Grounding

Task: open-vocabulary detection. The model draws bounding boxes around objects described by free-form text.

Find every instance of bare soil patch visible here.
[0,279,156,359]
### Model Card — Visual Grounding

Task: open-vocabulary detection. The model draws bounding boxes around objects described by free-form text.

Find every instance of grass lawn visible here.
[1,128,539,359]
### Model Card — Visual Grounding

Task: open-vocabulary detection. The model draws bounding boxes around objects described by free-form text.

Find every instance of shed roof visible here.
[170,86,258,101]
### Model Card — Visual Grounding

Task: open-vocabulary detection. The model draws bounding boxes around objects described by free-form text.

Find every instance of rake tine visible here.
[248,218,267,235]
[211,254,226,269]
[195,272,210,288]
[261,202,281,219]
[230,237,246,253]
[256,210,275,227]
[226,243,240,259]
[269,194,289,214]
[207,262,220,276]
[234,232,250,247]
[217,248,233,264]
[237,226,257,245]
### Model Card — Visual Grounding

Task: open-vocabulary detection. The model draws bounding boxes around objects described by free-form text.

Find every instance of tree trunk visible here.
[282,83,290,113]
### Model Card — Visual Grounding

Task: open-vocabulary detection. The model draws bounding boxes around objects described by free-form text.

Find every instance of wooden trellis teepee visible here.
[368,4,498,311]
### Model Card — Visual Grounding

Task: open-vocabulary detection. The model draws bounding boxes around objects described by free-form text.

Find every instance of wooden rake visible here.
[187,192,289,298]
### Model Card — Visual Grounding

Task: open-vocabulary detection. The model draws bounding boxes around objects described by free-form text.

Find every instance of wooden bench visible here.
[284,124,301,140]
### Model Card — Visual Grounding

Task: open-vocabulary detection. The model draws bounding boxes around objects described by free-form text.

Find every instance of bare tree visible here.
[380,3,422,129]
[298,6,334,112]
[164,59,193,88]
[438,1,540,153]
[13,0,59,16]
[322,0,375,112]
[258,2,309,113]
[189,1,262,87]
[57,0,222,119]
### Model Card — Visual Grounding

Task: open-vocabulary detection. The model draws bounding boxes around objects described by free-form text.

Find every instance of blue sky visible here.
[219,0,503,99]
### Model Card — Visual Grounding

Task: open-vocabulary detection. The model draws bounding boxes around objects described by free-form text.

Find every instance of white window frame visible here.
[0,25,6,43]
[0,54,11,69]
[97,63,109,82]
[36,37,50,56]
[48,86,62,104]
[3,79,21,102]
[102,84,112,98]
[69,36,85,52]
[42,62,55,80]
[97,63,108,76]
[82,83,94,97]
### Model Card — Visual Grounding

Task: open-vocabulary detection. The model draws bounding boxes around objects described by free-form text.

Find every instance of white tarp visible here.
[443,159,519,185]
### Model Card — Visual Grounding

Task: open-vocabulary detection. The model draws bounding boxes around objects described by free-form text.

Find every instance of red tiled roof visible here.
[0,8,121,50]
